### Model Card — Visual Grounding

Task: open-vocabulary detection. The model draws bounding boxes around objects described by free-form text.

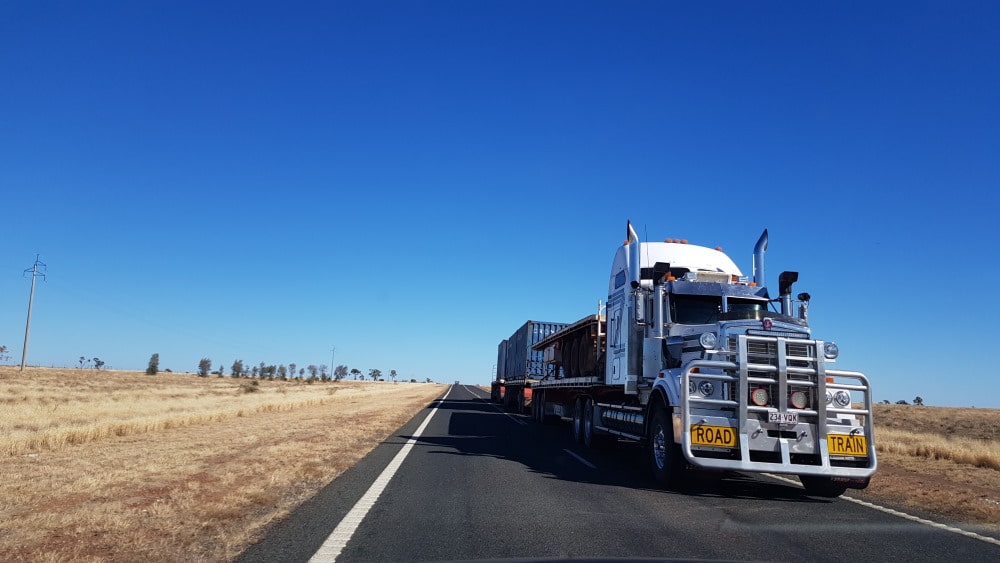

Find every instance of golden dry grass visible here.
[0,366,446,562]
[849,404,1000,533]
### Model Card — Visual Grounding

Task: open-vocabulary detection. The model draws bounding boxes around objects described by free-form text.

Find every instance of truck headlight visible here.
[698,380,715,396]
[699,332,718,350]
[833,390,852,408]
[824,341,839,359]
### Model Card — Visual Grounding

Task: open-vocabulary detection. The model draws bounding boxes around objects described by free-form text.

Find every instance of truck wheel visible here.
[582,398,602,448]
[535,391,546,423]
[648,405,683,486]
[799,476,848,498]
[572,398,584,444]
[517,389,525,414]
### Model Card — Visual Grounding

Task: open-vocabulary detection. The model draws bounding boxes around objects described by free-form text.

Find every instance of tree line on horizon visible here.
[142,353,426,383]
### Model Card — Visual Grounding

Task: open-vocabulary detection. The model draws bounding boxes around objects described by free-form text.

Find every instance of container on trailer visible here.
[500,321,568,381]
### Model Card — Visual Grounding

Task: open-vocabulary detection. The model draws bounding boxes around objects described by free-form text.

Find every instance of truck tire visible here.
[648,404,683,486]
[799,475,848,498]
[572,398,584,444]
[535,391,547,423]
[582,398,601,448]
[517,389,526,414]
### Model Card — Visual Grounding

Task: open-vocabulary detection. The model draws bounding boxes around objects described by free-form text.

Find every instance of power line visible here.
[21,255,47,371]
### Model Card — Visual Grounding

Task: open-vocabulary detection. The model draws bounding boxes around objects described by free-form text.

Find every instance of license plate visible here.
[827,434,868,456]
[769,411,798,424]
[690,424,737,448]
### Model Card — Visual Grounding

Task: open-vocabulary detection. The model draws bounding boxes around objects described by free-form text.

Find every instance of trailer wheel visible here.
[517,389,526,414]
[535,391,546,423]
[648,405,683,486]
[799,476,848,498]
[582,398,599,448]
[572,398,584,444]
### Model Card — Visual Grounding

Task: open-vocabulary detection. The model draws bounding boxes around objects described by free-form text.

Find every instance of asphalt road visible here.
[237,384,1000,562]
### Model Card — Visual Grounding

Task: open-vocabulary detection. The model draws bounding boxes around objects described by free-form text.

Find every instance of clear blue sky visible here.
[2,2,998,406]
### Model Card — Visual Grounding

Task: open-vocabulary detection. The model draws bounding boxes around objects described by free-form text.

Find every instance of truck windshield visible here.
[723,298,768,320]
[670,294,721,324]
[670,295,777,325]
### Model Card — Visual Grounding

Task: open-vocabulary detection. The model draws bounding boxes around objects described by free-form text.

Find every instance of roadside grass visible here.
[0,366,446,562]
[875,427,1000,471]
[0,367,363,456]
[849,404,1000,534]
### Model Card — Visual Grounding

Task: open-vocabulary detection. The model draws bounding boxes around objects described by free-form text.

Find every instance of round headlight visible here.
[699,332,718,350]
[698,380,715,396]
[688,380,696,395]
[750,387,769,406]
[833,390,852,408]
[790,390,808,409]
[825,391,833,405]
[824,341,839,359]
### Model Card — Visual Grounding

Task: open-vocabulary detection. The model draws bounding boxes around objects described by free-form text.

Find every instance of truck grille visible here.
[729,334,820,411]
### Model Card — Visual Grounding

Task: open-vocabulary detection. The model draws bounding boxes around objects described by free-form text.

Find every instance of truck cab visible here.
[613,224,875,495]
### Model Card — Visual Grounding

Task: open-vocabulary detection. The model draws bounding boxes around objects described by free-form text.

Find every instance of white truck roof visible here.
[609,241,743,293]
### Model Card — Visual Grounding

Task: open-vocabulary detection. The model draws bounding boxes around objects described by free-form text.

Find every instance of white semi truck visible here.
[516,222,876,497]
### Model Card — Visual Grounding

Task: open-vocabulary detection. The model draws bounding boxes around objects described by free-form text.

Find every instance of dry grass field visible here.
[0,367,446,562]
[851,404,1000,535]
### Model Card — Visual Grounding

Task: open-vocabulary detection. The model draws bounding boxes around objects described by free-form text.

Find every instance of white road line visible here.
[308,386,452,563]
[764,473,1000,547]
[484,399,527,425]
[563,448,597,469]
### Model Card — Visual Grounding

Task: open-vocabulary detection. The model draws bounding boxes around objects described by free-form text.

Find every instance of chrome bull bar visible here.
[678,334,877,479]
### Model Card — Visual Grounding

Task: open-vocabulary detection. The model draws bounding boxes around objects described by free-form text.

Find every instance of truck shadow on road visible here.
[398,396,828,505]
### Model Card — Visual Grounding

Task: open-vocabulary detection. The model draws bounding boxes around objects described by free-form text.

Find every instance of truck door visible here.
[607,291,626,385]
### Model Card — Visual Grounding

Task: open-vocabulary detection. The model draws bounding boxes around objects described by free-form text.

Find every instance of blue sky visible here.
[1,2,998,406]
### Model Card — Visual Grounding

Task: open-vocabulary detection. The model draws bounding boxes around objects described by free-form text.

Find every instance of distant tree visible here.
[0,345,8,363]
[307,364,319,379]
[92,357,104,371]
[410,378,417,383]
[914,396,924,406]
[880,399,891,405]
[299,367,305,377]
[334,365,348,381]
[369,368,382,381]
[896,399,909,405]
[198,358,212,377]
[252,366,259,377]
[288,363,297,378]
[390,369,397,383]
[217,364,225,377]
[350,368,361,380]
[79,356,86,369]
[278,365,288,379]
[231,359,244,377]
[146,353,159,375]
[425,377,432,383]
[319,364,328,378]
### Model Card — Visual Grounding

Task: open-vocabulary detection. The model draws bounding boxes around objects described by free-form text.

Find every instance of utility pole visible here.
[330,346,336,376]
[21,255,46,372]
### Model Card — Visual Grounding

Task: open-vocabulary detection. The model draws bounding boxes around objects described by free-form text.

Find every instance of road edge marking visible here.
[563,448,597,469]
[308,386,452,562]
[763,473,1000,547]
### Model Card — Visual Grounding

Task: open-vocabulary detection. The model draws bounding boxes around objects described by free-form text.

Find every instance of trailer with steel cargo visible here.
[518,222,876,497]
[492,320,567,412]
